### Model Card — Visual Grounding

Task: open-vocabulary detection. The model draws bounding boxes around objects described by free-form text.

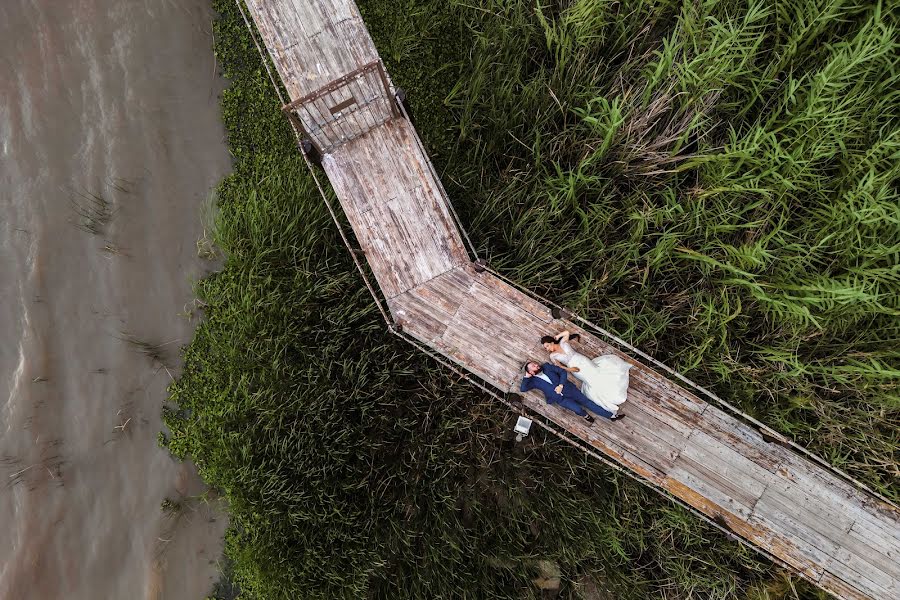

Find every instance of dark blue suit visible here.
[520,363,613,419]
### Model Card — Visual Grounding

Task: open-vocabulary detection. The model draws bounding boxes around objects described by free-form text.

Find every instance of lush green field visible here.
[165,0,899,598]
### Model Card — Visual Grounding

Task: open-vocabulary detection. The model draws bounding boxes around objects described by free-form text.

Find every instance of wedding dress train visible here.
[550,339,632,415]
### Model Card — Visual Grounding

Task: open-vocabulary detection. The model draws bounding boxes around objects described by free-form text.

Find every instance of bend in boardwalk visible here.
[242,1,900,598]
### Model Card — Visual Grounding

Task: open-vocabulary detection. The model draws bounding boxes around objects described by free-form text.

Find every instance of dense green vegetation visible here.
[166,0,898,598]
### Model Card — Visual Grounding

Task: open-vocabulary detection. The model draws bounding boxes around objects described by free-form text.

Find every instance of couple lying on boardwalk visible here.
[522,330,631,424]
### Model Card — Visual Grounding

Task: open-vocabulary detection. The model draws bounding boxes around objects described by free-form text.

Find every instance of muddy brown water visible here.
[1,1,233,598]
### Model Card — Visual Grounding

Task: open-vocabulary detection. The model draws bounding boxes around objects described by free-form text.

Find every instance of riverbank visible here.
[167,1,899,598]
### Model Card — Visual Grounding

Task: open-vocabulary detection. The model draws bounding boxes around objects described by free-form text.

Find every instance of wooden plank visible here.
[388,292,449,343]
[848,514,900,560]
[387,268,476,340]
[669,442,770,521]
[817,572,875,600]
[418,271,474,317]
[624,373,706,437]
[694,406,784,473]
[752,489,898,600]
[323,122,468,297]
[599,412,685,474]
[761,461,900,598]
[246,0,380,99]
[475,271,553,323]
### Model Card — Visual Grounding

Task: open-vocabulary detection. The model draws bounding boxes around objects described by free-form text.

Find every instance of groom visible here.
[520,361,625,424]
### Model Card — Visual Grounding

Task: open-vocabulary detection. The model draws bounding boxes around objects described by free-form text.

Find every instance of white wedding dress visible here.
[550,339,632,415]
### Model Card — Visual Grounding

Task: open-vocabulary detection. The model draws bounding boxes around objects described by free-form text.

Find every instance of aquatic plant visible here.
[69,187,113,235]
[120,332,177,372]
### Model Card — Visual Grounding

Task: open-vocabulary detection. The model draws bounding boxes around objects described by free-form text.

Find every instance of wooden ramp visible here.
[242,1,900,598]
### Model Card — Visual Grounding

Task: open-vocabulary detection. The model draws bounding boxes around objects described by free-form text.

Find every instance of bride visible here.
[541,330,632,416]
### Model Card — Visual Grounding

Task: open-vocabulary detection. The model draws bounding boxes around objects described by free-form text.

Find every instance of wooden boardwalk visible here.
[242,1,900,598]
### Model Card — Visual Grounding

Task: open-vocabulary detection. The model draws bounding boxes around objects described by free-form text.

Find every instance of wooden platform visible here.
[243,2,900,598]
[324,121,469,298]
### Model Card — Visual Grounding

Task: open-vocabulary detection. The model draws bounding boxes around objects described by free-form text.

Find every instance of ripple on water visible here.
[0,1,233,598]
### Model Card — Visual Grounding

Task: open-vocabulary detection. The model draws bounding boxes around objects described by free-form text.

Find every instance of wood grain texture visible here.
[324,119,469,298]
[244,2,900,598]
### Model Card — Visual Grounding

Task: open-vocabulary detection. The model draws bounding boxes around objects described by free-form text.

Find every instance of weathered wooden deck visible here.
[242,1,900,598]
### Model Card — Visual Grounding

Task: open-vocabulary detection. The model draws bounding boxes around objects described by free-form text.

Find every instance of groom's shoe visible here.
[581,414,595,424]
[610,413,626,422]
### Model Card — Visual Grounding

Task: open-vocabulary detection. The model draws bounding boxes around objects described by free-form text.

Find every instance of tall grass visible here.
[166,0,896,598]
[397,0,899,497]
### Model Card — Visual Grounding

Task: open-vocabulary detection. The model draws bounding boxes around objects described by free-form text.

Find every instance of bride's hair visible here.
[540,335,557,345]
[541,333,582,345]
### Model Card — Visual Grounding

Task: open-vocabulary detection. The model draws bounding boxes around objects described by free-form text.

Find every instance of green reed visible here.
[168,1,896,599]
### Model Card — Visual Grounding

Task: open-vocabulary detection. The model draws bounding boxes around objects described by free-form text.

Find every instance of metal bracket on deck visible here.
[758,426,792,448]
[550,306,573,320]
[299,138,323,166]
[395,87,416,127]
[281,60,398,155]
[506,392,525,411]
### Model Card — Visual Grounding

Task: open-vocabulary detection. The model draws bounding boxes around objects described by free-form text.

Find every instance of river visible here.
[0,1,232,598]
